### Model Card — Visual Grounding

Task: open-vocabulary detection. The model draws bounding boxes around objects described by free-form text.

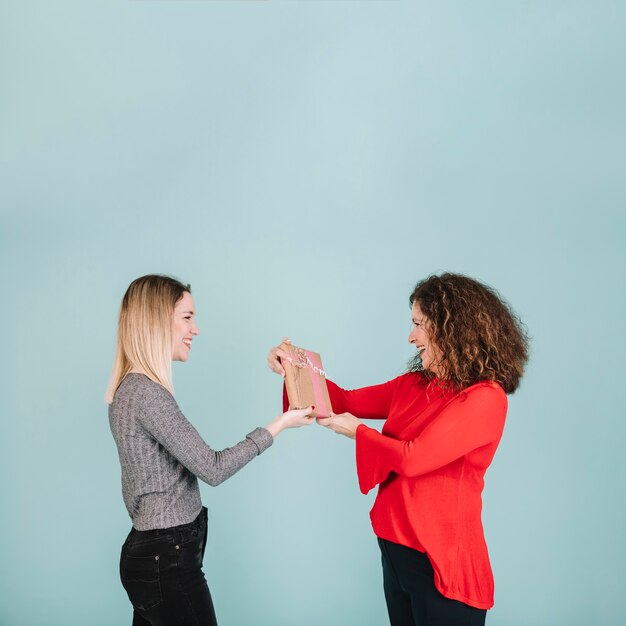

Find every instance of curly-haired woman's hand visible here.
[317,413,361,440]
[267,337,292,377]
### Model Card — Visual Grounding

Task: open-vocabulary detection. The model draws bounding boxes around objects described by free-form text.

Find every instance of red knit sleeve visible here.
[325,378,398,419]
[355,383,507,494]
[283,378,397,417]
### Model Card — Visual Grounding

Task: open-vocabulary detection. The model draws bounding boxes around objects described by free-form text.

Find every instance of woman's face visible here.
[408,301,443,378]
[172,292,199,362]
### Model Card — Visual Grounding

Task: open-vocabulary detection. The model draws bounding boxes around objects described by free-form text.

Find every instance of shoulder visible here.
[457,381,508,413]
[117,374,177,408]
[392,371,430,393]
[393,372,426,386]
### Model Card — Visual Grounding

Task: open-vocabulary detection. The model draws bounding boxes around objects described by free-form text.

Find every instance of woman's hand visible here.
[266,337,291,377]
[317,413,361,440]
[265,406,315,438]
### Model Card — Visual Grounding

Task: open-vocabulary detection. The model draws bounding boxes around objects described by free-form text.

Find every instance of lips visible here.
[183,339,192,349]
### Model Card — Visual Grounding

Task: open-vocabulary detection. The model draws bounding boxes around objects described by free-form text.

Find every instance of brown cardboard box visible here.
[280,342,333,419]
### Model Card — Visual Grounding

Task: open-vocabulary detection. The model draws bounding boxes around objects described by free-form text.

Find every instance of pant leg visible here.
[378,539,486,626]
[379,538,419,626]
[131,610,152,626]
[120,509,218,626]
[164,508,217,626]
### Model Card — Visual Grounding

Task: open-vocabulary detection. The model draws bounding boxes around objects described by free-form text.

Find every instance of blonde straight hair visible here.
[105,275,191,404]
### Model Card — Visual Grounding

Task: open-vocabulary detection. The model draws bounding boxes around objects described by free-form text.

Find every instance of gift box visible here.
[280,343,333,419]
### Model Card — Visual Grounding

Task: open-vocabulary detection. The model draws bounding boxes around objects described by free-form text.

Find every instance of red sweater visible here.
[325,372,507,610]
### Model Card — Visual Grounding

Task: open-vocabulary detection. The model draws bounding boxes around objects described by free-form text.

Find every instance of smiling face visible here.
[408,301,444,378]
[172,291,199,361]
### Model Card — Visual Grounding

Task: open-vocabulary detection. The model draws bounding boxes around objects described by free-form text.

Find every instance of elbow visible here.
[201,452,234,487]
[399,467,420,479]
[393,439,432,478]
[396,450,421,478]
[205,477,221,487]
[202,471,229,487]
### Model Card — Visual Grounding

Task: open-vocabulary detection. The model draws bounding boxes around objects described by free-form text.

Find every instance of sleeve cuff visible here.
[247,427,274,455]
[355,424,377,494]
[356,423,368,437]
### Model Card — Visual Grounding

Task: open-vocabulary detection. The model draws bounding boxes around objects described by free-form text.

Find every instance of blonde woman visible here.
[107,274,314,626]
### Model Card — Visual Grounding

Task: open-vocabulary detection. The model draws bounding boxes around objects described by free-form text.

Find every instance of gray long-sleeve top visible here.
[109,373,273,530]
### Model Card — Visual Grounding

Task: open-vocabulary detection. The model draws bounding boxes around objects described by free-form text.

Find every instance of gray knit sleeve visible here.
[138,380,273,487]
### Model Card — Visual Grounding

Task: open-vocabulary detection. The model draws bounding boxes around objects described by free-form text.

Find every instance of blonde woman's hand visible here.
[316,413,361,440]
[267,337,292,377]
[265,406,315,438]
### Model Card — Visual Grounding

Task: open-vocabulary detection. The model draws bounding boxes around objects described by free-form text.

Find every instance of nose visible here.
[192,323,200,336]
[408,328,416,344]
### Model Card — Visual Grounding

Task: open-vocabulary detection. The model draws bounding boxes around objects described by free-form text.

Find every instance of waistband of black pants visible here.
[129,506,207,545]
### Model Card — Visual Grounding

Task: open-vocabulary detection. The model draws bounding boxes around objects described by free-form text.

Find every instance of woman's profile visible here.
[107,274,314,625]
[269,272,529,626]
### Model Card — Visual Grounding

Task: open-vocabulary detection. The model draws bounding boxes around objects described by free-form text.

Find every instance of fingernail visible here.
[311,405,315,410]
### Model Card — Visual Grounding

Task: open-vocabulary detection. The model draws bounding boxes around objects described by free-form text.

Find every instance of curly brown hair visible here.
[408,273,529,394]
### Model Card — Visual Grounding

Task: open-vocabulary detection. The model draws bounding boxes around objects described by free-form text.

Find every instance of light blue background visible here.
[1,1,625,625]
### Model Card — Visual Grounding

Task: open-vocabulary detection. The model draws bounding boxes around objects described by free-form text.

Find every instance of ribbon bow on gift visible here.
[282,347,327,378]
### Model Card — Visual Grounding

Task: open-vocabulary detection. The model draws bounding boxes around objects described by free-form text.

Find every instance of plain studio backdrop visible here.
[0,1,624,625]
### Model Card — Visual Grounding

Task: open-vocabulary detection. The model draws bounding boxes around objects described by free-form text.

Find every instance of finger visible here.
[322,420,341,435]
[267,349,287,376]
[316,417,331,427]
[294,405,315,418]
[273,348,289,369]
[281,337,292,344]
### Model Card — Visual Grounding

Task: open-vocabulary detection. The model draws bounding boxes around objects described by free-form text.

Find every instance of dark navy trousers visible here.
[379,538,487,626]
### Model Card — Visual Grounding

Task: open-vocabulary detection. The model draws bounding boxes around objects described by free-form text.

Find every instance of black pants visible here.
[120,507,218,626]
[379,538,487,626]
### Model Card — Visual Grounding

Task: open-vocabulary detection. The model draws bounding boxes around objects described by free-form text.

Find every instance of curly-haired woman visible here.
[268,273,528,626]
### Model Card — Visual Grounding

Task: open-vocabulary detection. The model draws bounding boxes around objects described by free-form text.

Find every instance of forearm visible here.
[326,379,392,419]
[190,428,273,486]
[355,386,506,493]
[138,380,274,487]
[141,402,272,486]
